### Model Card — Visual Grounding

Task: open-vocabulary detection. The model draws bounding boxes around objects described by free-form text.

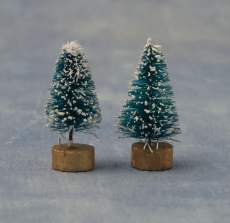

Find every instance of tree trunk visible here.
[68,128,73,147]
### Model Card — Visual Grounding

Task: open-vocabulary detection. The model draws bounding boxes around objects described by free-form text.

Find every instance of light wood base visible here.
[131,142,173,171]
[52,143,95,172]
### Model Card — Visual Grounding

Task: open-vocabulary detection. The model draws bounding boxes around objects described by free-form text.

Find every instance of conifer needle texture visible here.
[45,41,101,134]
[117,39,181,141]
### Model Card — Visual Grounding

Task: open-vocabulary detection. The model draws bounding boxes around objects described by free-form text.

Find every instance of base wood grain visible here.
[52,143,95,172]
[131,142,173,171]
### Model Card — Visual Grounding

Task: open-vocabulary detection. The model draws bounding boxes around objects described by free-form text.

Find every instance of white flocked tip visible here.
[146,38,152,47]
[62,40,83,56]
[153,45,162,51]
[69,41,80,48]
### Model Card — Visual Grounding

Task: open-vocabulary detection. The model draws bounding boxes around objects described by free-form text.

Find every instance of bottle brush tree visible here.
[116,38,181,152]
[45,41,102,147]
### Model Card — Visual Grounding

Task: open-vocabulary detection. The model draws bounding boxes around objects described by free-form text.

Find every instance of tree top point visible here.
[62,40,83,56]
[69,40,79,46]
[146,38,152,46]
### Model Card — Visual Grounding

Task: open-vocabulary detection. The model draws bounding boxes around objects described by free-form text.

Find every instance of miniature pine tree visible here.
[45,41,102,147]
[117,38,181,152]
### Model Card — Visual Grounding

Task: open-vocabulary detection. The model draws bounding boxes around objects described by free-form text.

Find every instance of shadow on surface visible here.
[94,159,131,172]
[173,157,203,172]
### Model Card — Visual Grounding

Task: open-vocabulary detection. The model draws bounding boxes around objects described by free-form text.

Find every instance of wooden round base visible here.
[52,143,95,172]
[131,142,173,171]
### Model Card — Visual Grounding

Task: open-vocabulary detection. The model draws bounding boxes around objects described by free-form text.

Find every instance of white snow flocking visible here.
[61,41,83,56]
[145,38,152,47]
[144,109,151,114]
[153,45,162,51]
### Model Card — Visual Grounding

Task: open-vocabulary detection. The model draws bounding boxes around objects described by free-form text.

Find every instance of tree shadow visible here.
[172,157,203,172]
[94,157,206,173]
[94,159,131,172]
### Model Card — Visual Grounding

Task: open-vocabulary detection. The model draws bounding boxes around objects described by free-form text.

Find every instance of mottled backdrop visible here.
[0,0,230,222]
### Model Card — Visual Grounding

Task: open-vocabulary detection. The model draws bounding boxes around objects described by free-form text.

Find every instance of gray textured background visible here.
[0,0,230,222]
